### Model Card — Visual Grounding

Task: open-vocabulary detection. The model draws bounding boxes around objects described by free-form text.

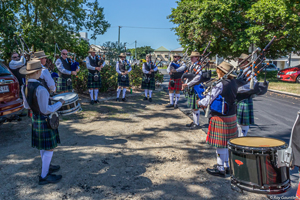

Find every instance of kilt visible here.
[87,72,102,89]
[118,74,130,87]
[187,93,198,109]
[141,76,155,90]
[31,114,60,150]
[206,115,238,148]
[237,98,254,126]
[297,182,300,199]
[57,77,73,93]
[168,78,182,91]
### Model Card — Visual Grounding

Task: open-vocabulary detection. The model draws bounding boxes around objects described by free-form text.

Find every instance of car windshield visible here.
[0,63,11,76]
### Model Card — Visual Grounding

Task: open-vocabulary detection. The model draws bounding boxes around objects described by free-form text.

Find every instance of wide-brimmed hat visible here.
[173,53,182,57]
[217,61,236,77]
[239,53,249,60]
[119,53,126,57]
[190,51,200,57]
[32,51,49,59]
[88,48,96,53]
[19,60,43,75]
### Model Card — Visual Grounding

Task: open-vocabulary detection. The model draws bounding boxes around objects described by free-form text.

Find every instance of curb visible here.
[268,89,300,98]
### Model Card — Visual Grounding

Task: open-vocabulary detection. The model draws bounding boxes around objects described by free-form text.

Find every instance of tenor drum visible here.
[228,137,290,194]
[51,92,81,116]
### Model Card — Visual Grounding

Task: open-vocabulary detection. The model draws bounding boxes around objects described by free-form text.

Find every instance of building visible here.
[266,53,300,69]
[153,46,170,62]
[79,32,89,42]
[170,47,184,58]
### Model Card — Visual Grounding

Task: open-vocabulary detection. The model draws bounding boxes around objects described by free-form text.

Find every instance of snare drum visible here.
[228,137,290,194]
[51,92,81,116]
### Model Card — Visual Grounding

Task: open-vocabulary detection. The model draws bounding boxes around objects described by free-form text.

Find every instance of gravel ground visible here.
[0,90,267,200]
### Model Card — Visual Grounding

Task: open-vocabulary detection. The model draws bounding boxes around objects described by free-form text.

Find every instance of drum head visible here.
[229,137,285,148]
[52,92,78,103]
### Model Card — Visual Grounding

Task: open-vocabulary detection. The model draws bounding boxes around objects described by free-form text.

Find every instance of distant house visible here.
[266,53,300,69]
[153,46,170,62]
[90,44,106,53]
[170,47,184,59]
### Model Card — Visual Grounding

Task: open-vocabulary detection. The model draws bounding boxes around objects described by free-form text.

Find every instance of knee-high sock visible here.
[192,110,197,125]
[94,89,99,100]
[40,150,45,159]
[241,125,250,136]
[149,90,153,98]
[195,110,200,125]
[216,148,227,171]
[169,93,174,105]
[89,89,94,101]
[41,151,53,178]
[237,124,243,137]
[117,88,121,98]
[122,88,127,98]
[174,94,180,105]
[144,89,148,98]
[224,148,229,168]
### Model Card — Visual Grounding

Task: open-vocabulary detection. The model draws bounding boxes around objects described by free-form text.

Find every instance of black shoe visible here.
[206,167,226,177]
[48,164,60,174]
[165,104,174,108]
[116,98,120,102]
[94,99,99,104]
[190,123,200,129]
[174,104,178,109]
[143,97,148,100]
[186,122,194,127]
[39,174,62,185]
[90,100,94,105]
[213,164,230,175]
[122,98,127,102]
[149,98,152,102]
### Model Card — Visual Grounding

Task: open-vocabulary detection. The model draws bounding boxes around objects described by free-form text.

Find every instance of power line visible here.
[111,26,172,30]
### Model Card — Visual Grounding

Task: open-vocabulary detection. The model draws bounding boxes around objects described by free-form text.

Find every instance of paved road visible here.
[159,68,300,197]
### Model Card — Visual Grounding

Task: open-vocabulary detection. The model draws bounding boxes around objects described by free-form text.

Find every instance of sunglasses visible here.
[174,56,179,58]
[12,56,20,59]
[62,53,68,55]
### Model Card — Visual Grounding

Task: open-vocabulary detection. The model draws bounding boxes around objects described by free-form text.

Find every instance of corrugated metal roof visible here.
[154,46,169,52]
[171,47,184,52]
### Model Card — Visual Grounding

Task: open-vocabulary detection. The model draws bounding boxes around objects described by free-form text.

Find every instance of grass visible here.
[158,66,168,69]
[268,80,300,95]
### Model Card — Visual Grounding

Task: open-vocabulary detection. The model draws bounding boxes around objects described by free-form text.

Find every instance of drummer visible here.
[86,48,104,105]
[197,62,238,177]
[55,49,79,93]
[20,60,64,185]
[32,51,56,93]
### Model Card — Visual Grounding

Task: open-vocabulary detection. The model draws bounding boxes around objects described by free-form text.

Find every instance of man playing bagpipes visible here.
[166,53,186,109]
[9,52,26,88]
[116,53,132,102]
[20,60,65,185]
[55,49,79,93]
[86,48,104,105]
[141,54,158,102]
[32,51,56,93]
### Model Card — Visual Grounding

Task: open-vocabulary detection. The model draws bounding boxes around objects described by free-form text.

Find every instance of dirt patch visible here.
[0,91,266,200]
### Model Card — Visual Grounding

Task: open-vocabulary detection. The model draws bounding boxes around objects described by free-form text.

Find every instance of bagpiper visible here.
[141,54,158,102]
[9,52,26,88]
[116,53,132,102]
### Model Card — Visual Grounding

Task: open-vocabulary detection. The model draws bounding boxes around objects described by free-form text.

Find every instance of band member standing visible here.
[166,53,186,109]
[198,62,238,177]
[55,49,79,93]
[142,54,158,102]
[32,51,56,93]
[20,60,64,185]
[236,53,254,137]
[116,53,132,102]
[182,51,202,129]
[9,52,26,87]
[86,48,104,105]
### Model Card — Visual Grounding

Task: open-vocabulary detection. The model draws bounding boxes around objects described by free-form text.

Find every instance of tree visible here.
[127,46,154,60]
[168,0,300,59]
[102,41,126,66]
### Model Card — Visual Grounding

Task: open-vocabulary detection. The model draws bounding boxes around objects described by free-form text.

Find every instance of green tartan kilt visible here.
[237,98,254,126]
[57,77,73,93]
[87,72,102,89]
[118,74,130,87]
[141,76,155,90]
[187,93,198,109]
[31,114,60,150]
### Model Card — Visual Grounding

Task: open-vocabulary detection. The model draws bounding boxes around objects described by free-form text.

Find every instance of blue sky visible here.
[83,0,180,51]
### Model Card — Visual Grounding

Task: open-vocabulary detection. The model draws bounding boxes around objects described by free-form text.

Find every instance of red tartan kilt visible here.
[206,115,238,148]
[168,78,182,91]
[297,182,300,199]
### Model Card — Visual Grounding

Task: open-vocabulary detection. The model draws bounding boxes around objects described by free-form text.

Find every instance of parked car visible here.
[260,63,279,72]
[157,61,169,67]
[0,62,23,124]
[277,65,300,83]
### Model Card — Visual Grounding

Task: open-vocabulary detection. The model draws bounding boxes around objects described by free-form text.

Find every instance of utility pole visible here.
[135,40,137,59]
[118,26,121,47]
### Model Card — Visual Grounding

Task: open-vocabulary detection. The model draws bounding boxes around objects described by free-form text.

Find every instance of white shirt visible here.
[40,65,56,92]
[142,62,158,74]
[55,58,71,75]
[9,56,26,69]
[198,82,223,107]
[238,77,258,93]
[116,60,132,74]
[167,60,186,73]
[85,56,106,71]
[187,62,203,87]
[21,79,62,115]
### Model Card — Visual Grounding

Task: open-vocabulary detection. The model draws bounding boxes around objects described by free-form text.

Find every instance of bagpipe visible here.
[14,34,34,61]
[143,56,157,84]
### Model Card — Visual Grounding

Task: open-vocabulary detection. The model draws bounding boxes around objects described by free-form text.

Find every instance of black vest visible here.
[144,62,155,77]
[211,79,238,116]
[119,61,129,72]
[24,82,44,115]
[188,63,198,74]
[58,57,72,79]
[10,68,25,86]
[170,61,185,79]
[88,56,100,74]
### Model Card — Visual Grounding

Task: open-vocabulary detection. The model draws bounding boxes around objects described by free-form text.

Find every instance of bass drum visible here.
[228,137,290,194]
[51,92,81,116]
